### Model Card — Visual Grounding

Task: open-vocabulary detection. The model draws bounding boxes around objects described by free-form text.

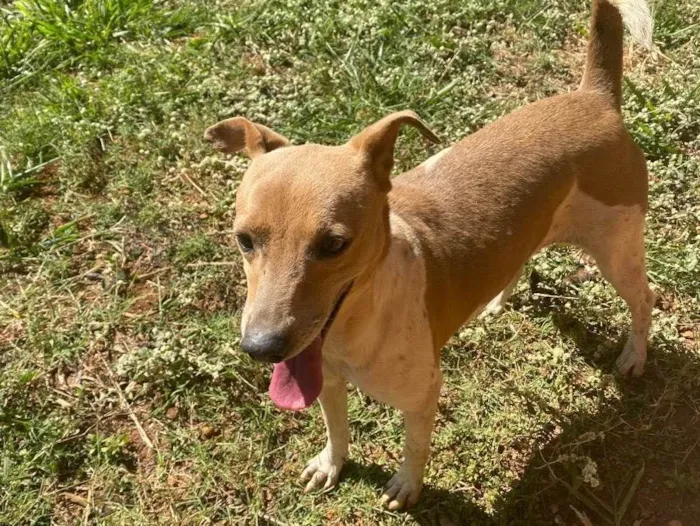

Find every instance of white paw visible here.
[616,339,645,376]
[300,447,344,493]
[479,296,505,319]
[379,469,423,511]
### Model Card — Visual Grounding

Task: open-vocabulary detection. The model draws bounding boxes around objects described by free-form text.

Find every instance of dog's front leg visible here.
[300,370,348,492]
[380,374,441,511]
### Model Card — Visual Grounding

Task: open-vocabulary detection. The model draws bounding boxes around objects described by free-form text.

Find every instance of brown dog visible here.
[205,0,654,510]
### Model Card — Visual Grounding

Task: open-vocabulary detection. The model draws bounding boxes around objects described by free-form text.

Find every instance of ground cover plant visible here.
[1,0,699,524]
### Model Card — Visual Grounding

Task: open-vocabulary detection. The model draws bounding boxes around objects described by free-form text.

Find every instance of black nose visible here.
[241,329,287,363]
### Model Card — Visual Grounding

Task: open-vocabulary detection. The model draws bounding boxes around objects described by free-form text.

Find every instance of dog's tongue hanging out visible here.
[269,336,323,411]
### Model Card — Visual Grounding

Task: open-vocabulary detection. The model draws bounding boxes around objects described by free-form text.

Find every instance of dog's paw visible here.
[300,448,344,493]
[379,469,423,511]
[479,303,504,318]
[616,339,645,376]
[479,295,506,318]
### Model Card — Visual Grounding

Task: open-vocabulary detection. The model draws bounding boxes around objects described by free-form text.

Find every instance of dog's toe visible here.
[616,340,645,376]
[479,307,502,319]
[380,471,422,511]
[300,448,343,493]
[479,300,504,319]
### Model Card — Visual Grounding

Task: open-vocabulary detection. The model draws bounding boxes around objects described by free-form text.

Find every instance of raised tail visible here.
[580,0,653,109]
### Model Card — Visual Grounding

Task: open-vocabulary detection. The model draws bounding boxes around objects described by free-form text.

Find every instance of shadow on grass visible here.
[340,460,492,525]
[494,294,700,525]
[335,293,700,525]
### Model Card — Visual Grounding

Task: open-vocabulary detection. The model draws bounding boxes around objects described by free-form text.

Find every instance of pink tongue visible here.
[269,336,323,411]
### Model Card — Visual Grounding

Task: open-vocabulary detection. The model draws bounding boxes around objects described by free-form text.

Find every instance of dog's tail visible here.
[580,0,653,109]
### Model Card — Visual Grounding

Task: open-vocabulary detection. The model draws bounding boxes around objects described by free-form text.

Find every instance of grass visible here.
[0,0,699,524]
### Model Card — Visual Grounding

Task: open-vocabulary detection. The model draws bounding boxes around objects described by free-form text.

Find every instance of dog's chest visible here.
[324,219,439,412]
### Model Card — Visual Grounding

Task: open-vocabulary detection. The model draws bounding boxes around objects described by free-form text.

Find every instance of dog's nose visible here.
[241,329,287,363]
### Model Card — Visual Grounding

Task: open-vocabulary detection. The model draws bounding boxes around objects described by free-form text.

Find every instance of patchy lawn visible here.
[1,0,699,524]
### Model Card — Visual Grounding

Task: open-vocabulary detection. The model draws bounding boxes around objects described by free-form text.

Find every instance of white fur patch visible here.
[614,0,653,48]
[539,185,652,376]
[323,212,437,413]
[421,147,451,173]
[540,185,646,247]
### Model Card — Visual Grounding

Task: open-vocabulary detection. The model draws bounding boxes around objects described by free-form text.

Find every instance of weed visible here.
[0,0,698,524]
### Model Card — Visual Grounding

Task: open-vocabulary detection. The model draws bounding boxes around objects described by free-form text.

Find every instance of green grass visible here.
[1,0,699,524]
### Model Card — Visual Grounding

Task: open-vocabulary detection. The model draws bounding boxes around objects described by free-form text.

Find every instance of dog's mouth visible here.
[268,281,353,411]
[321,281,353,338]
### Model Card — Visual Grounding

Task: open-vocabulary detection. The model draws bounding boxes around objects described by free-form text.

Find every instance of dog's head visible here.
[205,111,438,409]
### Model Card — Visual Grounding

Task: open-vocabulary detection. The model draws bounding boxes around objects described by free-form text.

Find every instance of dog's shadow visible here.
[526,287,628,371]
[340,460,493,525]
[335,290,700,525]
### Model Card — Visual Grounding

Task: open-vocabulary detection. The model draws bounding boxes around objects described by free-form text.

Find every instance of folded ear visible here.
[204,117,289,158]
[347,110,440,190]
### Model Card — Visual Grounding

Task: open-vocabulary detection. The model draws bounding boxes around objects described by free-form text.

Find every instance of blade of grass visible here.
[615,463,645,526]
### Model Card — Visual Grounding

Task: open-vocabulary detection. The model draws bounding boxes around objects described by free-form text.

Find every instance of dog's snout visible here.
[241,329,288,363]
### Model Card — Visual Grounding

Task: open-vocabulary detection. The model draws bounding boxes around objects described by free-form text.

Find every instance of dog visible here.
[204,0,654,510]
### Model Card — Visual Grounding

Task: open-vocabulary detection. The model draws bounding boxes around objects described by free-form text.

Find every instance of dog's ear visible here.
[348,110,440,190]
[204,117,289,158]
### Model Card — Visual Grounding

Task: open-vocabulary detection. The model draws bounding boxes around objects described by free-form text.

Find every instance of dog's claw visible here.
[300,448,344,494]
[380,470,422,511]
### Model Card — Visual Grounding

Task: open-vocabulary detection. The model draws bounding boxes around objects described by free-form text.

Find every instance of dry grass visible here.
[1,0,699,524]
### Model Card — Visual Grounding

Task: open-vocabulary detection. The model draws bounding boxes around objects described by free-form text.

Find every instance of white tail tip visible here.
[614,0,654,48]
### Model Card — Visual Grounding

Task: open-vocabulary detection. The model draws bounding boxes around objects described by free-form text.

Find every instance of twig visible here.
[681,434,700,465]
[532,292,580,301]
[63,493,87,507]
[179,171,208,198]
[133,267,170,281]
[98,355,155,450]
[157,275,163,319]
[185,261,238,268]
[56,420,99,445]
[82,485,93,525]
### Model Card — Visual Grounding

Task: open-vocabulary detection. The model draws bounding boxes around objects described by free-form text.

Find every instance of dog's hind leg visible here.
[571,195,655,376]
[480,265,524,317]
[594,230,655,376]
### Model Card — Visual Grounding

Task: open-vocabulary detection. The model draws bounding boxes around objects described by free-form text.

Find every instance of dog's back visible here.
[390,0,653,349]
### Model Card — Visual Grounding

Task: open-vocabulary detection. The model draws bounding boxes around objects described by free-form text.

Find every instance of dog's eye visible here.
[317,235,349,259]
[236,233,255,253]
